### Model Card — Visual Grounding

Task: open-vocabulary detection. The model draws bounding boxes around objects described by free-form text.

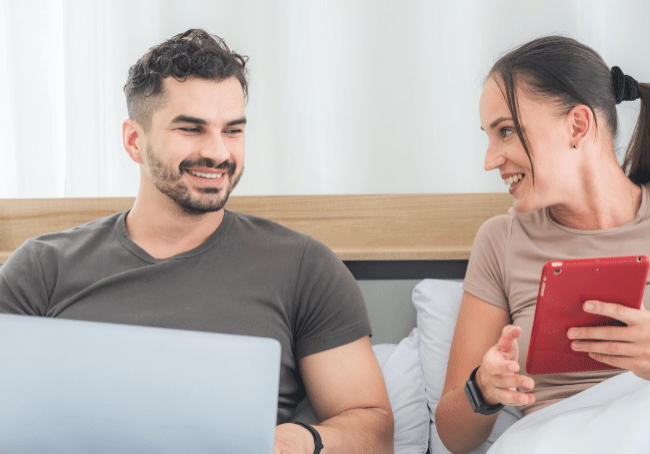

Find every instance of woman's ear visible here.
[567,105,592,149]
[122,119,146,164]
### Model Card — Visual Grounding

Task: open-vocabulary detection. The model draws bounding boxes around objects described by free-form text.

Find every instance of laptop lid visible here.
[0,313,281,454]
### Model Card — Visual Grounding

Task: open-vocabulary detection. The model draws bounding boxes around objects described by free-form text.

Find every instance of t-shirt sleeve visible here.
[292,237,372,359]
[463,214,511,312]
[0,239,52,316]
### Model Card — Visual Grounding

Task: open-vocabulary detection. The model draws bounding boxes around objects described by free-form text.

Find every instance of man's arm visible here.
[274,336,394,454]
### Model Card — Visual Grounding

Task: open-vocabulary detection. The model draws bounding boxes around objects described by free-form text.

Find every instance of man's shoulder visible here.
[28,211,125,250]
[225,210,339,263]
[226,210,311,243]
[3,211,125,281]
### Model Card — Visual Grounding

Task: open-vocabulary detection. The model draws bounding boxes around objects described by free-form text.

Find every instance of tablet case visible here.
[526,255,649,375]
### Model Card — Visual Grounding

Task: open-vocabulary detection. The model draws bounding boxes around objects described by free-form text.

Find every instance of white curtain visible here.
[1,0,648,198]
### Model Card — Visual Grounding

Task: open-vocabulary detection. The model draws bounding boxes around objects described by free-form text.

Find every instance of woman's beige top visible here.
[463,184,650,416]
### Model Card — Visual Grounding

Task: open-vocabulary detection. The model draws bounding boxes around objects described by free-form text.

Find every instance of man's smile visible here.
[186,169,224,179]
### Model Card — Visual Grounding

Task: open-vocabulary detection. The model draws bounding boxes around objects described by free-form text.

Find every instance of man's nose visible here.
[201,132,230,162]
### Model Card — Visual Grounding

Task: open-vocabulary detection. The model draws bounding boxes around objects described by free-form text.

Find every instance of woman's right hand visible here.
[475,325,536,406]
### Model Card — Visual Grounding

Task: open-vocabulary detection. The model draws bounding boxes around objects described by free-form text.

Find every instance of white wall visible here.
[1,0,648,198]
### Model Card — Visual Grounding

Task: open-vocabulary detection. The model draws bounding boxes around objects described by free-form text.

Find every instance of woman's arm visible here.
[434,292,535,454]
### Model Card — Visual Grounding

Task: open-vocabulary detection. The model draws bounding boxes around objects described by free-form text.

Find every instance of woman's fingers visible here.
[479,370,535,406]
[567,301,650,380]
[478,325,536,407]
[492,373,535,391]
[579,300,648,326]
[496,325,522,354]
[493,387,536,406]
[486,373,535,406]
[482,359,520,376]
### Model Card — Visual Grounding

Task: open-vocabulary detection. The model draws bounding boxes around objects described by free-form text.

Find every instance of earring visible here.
[572,144,577,149]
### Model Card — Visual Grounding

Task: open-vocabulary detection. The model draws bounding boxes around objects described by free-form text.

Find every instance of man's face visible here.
[141,76,246,215]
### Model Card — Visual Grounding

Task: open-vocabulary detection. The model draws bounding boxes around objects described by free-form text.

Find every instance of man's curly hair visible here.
[124,29,248,131]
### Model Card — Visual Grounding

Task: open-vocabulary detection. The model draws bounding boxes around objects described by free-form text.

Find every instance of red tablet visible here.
[526,255,649,375]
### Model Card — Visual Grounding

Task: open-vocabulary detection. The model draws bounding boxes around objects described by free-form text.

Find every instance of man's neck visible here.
[125,190,225,260]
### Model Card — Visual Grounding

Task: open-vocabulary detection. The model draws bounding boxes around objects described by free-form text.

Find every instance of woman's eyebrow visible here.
[481,116,512,131]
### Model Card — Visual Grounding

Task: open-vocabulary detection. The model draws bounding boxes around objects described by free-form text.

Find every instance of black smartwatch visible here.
[464,366,504,415]
[291,421,323,454]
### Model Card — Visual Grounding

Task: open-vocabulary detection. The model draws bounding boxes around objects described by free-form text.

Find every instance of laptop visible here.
[0,313,281,454]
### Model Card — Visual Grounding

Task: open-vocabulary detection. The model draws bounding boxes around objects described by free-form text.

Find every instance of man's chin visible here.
[166,169,242,216]
[174,190,232,216]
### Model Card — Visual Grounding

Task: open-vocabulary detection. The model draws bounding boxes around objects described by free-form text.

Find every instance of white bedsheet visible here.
[486,371,650,454]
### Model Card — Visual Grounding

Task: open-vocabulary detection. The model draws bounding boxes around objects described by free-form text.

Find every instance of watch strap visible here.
[464,366,504,415]
[291,421,324,454]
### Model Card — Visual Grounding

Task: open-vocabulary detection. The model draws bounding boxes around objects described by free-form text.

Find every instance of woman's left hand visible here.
[567,300,650,380]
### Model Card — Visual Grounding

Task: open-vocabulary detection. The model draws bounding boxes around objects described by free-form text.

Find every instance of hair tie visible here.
[611,66,640,104]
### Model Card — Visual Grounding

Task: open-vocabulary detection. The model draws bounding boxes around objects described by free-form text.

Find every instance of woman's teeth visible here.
[188,170,223,179]
[504,173,524,186]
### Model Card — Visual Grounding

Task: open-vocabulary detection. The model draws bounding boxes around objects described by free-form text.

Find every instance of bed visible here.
[3,194,645,454]
[0,193,510,453]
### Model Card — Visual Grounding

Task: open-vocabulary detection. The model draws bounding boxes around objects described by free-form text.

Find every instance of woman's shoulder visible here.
[473,205,552,259]
[476,207,517,243]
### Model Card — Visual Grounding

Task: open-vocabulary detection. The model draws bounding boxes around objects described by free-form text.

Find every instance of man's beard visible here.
[145,144,243,216]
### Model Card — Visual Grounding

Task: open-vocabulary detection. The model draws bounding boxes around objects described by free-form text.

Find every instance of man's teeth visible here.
[187,170,223,179]
[504,173,524,186]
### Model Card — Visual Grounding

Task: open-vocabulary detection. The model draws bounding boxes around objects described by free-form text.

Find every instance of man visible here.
[0,29,393,453]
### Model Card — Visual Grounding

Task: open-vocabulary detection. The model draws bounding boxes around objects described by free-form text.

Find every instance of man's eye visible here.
[180,127,200,133]
[226,129,243,135]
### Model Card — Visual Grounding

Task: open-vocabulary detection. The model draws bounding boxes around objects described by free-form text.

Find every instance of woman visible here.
[435,35,650,453]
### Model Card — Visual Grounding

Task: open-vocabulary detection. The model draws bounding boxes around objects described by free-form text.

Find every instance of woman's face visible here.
[479,77,579,212]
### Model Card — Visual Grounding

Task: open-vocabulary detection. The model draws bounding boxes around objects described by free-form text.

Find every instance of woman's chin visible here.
[512,197,540,213]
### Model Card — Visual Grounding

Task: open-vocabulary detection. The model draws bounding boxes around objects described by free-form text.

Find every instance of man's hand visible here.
[274,423,315,454]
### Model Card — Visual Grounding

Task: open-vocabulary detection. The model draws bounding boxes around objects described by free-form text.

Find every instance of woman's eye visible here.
[501,128,514,139]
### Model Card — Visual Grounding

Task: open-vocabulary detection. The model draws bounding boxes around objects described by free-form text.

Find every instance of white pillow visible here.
[373,328,429,454]
[412,279,522,454]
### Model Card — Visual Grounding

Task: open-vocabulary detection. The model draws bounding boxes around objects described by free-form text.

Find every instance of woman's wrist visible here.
[475,365,498,406]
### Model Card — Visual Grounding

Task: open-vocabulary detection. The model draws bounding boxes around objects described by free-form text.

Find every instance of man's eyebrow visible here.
[480,116,511,131]
[227,117,247,127]
[169,115,247,127]
[170,115,208,125]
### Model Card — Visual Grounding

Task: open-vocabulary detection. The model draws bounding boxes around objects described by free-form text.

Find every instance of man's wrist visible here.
[291,421,323,454]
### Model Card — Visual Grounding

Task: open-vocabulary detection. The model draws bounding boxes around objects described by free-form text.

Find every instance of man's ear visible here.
[122,119,146,164]
[567,105,592,148]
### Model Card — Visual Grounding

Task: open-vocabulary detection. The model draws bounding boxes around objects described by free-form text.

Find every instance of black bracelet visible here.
[464,366,504,415]
[291,421,323,454]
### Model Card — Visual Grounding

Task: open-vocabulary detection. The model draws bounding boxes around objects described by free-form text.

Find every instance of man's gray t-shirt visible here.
[0,210,372,423]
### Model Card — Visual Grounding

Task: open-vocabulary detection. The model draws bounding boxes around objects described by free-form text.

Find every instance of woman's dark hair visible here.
[488,35,650,185]
[124,28,248,131]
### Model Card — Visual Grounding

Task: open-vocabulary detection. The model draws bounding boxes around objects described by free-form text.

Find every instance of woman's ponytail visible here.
[623,83,650,185]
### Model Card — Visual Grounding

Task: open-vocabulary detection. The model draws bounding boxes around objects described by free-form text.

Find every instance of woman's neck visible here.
[549,171,641,230]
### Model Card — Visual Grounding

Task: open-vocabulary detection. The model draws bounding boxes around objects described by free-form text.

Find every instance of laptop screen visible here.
[0,313,280,454]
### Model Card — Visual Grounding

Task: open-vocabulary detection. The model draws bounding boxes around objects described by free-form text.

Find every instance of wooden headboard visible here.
[0,194,512,278]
